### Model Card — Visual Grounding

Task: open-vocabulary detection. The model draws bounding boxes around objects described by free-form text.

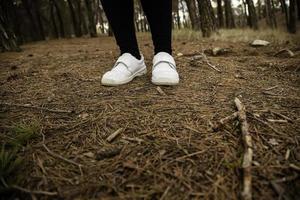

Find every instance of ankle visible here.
[121,51,141,60]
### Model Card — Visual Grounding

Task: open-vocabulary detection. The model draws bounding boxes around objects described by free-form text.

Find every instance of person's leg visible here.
[100,0,146,86]
[140,0,179,85]
[100,0,141,59]
[140,0,172,55]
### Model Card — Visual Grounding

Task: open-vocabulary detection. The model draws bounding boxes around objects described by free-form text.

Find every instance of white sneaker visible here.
[101,53,147,86]
[151,52,179,85]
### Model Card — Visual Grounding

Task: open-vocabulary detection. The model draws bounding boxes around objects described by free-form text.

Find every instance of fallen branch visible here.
[235,98,252,200]
[1,102,73,114]
[201,52,222,73]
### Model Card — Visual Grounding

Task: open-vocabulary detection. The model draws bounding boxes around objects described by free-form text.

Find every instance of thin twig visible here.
[211,112,238,131]
[175,150,206,161]
[235,98,252,200]
[156,86,166,96]
[1,102,73,114]
[201,52,221,73]
[11,185,58,196]
[41,133,83,170]
[159,186,171,200]
[106,128,123,142]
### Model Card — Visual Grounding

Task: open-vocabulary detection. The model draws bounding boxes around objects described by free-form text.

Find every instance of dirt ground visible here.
[0,35,299,200]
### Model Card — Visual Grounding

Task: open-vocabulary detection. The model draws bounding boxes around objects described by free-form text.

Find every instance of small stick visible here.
[201,52,221,73]
[106,128,123,143]
[263,85,278,91]
[289,164,300,171]
[235,98,252,200]
[41,133,83,170]
[0,102,73,114]
[159,186,171,200]
[250,114,286,136]
[212,112,239,131]
[175,150,206,161]
[269,110,293,123]
[122,136,144,144]
[11,185,58,196]
[156,86,166,96]
[267,119,288,123]
[274,48,294,57]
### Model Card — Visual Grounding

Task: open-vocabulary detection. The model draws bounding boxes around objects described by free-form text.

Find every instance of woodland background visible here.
[1,0,300,52]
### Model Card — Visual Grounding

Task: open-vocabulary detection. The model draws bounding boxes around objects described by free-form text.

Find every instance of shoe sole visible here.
[101,67,147,86]
[151,78,179,86]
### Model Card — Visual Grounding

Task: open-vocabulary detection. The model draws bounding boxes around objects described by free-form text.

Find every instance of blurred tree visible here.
[185,0,200,29]
[265,0,277,28]
[67,0,82,37]
[216,0,224,28]
[0,0,21,51]
[197,0,216,37]
[245,0,258,29]
[288,0,296,33]
[84,0,97,37]
[224,0,235,28]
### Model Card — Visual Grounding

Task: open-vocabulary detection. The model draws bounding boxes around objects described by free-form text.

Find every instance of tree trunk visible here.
[197,0,215,37]
[296,0,300,20]
[84,0,97,37]
[185,0,199,29]
[21,0,41,40]
[32,0,45,40]
[280,0,289,29]
[53,0,65,38]
[224,0,235,28]
[288,0,297,33]
[257,0,262,19]
[216,0,224,28]
[67,0,82,37]
[265,0,277,28]
[0,1,21,52]
[50,0,59,38]
[245,0,258,29]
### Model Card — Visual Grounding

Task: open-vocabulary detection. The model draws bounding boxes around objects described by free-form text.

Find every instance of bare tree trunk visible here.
[245,0,258,29]
[0,0,21,52]
[265,0,277,28]
[96,0,105,34]
[224,0,235,28]
[76,0,88,35]
[280,0,289,29]
[21,0,42,40]
[85,0,97,37]
[33,0,45,40]
[296,0,300,20]
[67,0,82,37]
[216,0,224,28]
[53,0,65,38]
[185,0,199,29]
[197,0,215,37]
[257,0,262,19]
[50,0,59,38]
[288,0,297,33]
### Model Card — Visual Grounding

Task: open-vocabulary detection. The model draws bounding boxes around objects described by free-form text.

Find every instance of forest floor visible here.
[0,34,300,200]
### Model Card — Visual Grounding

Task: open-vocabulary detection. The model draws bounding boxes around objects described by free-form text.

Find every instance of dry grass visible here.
[173,28,300,45]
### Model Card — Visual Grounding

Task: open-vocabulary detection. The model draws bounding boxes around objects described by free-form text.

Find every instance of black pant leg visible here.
[140,0,172,55]
[100,0,141,59]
